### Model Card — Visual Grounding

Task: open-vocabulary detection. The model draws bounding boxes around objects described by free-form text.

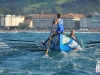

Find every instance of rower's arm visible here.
[53,19,59,26]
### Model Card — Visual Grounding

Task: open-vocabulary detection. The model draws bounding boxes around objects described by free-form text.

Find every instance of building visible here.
[62,13,84,30]
[23,20,33,28]
[0,15,5,27]
[80,13,100,31]
[0,15,25,28]
[80,18,91,29]
[27,13,85,30]
[91,13,100,30]
[0,14,85,30]
[31,14,56,30]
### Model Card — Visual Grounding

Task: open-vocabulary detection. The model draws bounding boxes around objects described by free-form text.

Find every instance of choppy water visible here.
[0,32,100,75]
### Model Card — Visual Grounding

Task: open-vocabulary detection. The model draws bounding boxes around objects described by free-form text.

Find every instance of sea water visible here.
[0,32,100,75]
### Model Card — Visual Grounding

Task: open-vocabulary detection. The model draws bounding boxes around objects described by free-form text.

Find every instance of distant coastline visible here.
[0,29,100,33]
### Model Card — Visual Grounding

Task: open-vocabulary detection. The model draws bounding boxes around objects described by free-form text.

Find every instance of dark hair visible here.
[57,14,61,18]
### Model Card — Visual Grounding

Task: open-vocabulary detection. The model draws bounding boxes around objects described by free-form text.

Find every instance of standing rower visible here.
[46,14,64,54]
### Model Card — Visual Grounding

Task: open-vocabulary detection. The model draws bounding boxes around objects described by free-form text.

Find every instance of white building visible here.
[0,15,25,27]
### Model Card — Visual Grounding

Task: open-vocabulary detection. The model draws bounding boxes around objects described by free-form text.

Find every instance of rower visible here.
[45,14,64,54]
[69,30,76,40]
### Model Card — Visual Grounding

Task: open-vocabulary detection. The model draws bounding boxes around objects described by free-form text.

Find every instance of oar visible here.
[4,39,35,42]
[46,19,54,54]
[86,41,100,44]
[79,41,100,49]
[80,41,85,48]
[79,41,100,45]
[27,49,46,52]
[46,26,53,54]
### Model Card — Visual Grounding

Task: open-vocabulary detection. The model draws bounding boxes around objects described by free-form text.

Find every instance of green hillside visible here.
[0,0,100,15]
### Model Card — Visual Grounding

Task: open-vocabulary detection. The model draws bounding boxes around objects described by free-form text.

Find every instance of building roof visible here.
[24,20,32,22]
[29,13,85,18]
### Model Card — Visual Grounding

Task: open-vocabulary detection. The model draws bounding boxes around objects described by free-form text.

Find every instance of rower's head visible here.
[57,14,61,18]
[71,30,75,35]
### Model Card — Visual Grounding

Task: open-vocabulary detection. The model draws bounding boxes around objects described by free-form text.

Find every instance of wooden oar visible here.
[46,19,55,54]
[79,41,100,49]
[86,41,100,44]
[27,49,46,52]
[46,26,53,54]
[4,39,35,42]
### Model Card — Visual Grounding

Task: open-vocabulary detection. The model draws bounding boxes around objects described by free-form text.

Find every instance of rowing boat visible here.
[43,34,81,52]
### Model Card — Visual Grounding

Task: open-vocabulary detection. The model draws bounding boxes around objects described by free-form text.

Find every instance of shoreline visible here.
[0,29,100,33]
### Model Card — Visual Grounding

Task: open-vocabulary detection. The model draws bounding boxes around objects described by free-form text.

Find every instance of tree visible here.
[17,23,30,29]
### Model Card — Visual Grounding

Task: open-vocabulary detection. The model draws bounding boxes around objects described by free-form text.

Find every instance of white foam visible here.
[42,54,49,58]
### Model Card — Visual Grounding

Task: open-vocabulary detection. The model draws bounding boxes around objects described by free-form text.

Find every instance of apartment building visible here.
[0,15,25,27]
[0,15,5,27]
[0,14,85,30]
[31,14,56,30]
[91,13,100,30]
[27,13,85,30]
[80,13,100,30]
[80,18,91,29]
[62,14,84,30]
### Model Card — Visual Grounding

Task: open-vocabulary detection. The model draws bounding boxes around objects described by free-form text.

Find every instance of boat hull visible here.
[44,34,79,52]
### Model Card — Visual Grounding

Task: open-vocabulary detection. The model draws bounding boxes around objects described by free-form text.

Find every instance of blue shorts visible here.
[56,30,63,34]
